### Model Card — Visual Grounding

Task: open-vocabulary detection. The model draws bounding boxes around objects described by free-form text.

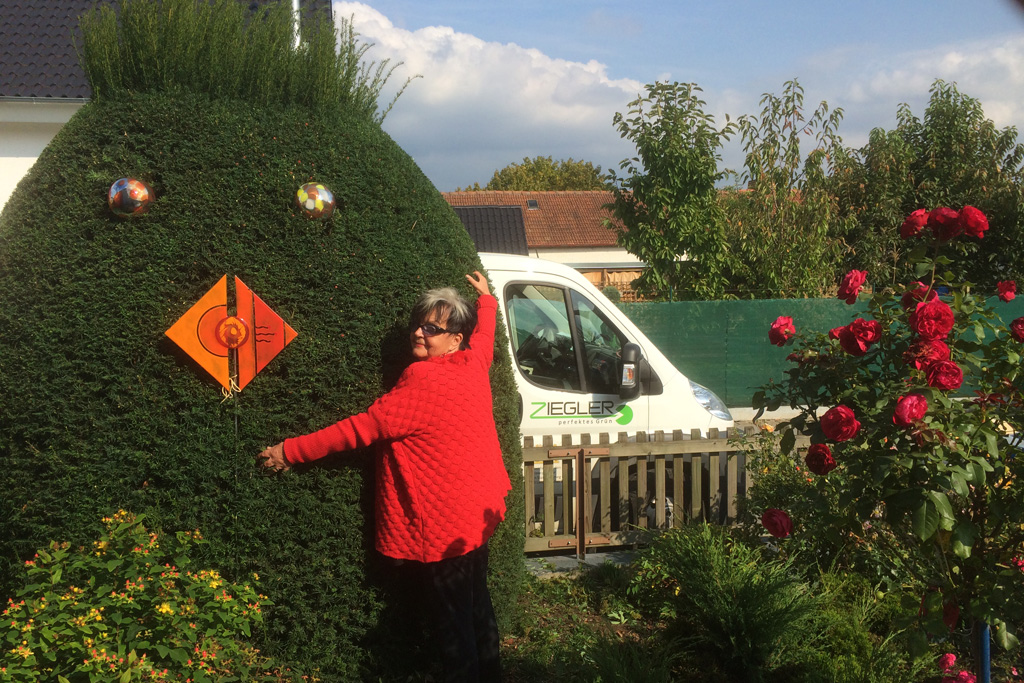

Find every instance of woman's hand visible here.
[466,271,490,297]
[259,442,291,472]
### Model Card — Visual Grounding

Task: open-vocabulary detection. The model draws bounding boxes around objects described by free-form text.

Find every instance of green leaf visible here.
[168,647,189,664]
[155,644,170,658]
[751,390,765,410]
[950,471,969,499]
[951,522,975,559]
[912,499,939,541]
[120,670,132,683]
[907,628,930,659]
[928,491,955,530]
[779,427,795,455]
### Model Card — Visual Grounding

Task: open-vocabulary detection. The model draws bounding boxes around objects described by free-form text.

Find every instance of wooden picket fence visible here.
[521,427,788,557]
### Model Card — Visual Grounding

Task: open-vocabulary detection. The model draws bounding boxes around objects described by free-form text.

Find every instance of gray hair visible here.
[410,286,477,349]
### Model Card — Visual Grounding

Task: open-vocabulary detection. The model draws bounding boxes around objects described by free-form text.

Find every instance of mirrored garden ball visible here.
[295,182,335,219]
[108,177,154,217]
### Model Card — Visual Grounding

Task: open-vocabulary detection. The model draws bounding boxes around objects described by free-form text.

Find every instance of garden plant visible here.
[1,511,278,682]
[755,205,1024,678]
[0,1,523,679]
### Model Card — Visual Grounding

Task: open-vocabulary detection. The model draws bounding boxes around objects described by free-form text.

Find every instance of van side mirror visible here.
[619,343,642,400]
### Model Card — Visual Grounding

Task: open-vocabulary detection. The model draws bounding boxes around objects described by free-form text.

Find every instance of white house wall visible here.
[0,100,82,211]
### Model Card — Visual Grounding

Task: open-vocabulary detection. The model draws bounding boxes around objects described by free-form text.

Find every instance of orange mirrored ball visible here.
[108,177,154,217]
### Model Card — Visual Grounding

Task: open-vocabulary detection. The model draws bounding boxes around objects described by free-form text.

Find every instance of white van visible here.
[478,252,732,444]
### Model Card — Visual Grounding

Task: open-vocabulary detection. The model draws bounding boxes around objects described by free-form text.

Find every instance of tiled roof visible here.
[0,0,332,99]
[441,191,620,249]
[451,206,529,255]
[0,0,108,98]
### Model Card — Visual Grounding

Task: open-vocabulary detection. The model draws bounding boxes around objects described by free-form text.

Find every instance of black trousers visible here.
[399,542,501,683]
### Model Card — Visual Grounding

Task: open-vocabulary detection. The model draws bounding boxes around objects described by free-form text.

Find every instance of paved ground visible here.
[525,549,635,579]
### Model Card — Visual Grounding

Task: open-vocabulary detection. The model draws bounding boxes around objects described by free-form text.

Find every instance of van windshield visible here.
[505,283,626,394]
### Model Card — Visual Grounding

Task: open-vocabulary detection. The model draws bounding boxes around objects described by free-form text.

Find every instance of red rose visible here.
[837,269,867,304]
[958,205,988,239]
[769,315,795,346]
[1010,317,1024,342]
[893,393,928,427]
[821,405,860,442]
[805,443,837,475]
[927,360,963,391]
[909,299,955,340]
[761,508,793,538]
[903,339,951,371]
[837,318,882,356]
[900,208,928,239]
[997,280,1016,303]
[928,207,962,241]
[900,281,937,310]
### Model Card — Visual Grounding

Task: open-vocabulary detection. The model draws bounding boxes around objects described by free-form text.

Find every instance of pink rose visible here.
[821,405,860,442]
[959,205,988,238]
[904,339,950,371]
[837,269,867,304]
[837,318,882,356]
[893,393,928,427]
[909,299,955,340]
[1013,317,1024,342]
[998,280,1016,302]
[900,281,937,310]
[769,316,796,346]
[938,653,956,672]
[927,360,963,391]
[761,508,792,538]
[804,443,837,475]
[900,208,928,239]
[928,207,962,241]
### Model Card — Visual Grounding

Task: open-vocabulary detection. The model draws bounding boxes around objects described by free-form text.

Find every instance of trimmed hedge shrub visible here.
[0,4,524,680]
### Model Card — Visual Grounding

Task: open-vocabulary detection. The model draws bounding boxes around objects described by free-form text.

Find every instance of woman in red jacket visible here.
[259,271,510,682]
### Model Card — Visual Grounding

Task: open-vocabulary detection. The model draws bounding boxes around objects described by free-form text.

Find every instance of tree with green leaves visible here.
[832,80,1024,290]
[606,82,734,300]
[722,79,851,299]
[460,155,611,191]
[0,2,523,680]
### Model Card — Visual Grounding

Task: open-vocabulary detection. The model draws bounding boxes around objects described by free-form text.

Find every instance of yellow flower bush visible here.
[1,511,283,682]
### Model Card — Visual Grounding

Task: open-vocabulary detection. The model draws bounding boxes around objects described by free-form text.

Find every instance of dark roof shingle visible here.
[451,206,529,255]
[442,191,620,249]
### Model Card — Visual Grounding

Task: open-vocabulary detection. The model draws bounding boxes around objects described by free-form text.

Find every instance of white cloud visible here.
[334,2,642,189]
[334,3,1024,190]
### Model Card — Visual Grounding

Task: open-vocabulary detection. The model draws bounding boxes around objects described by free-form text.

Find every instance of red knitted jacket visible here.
[283,294,511,562]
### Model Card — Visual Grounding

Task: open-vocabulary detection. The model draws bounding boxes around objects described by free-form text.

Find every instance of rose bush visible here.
[754,206,1024,666]
[837,269,868,304]
[769,315,796,346]
[804,443,837,475]
[761,509,793,538]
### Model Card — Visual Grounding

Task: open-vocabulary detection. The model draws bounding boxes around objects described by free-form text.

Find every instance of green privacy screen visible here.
[619,298,1024,408]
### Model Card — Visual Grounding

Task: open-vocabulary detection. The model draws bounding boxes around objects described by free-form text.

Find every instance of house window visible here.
[526,199,539,209]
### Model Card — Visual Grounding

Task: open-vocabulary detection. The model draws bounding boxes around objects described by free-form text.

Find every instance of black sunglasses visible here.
[413,322,453,337]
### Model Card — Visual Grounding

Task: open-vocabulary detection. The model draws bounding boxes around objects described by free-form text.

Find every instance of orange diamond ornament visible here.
[166,275,296,391]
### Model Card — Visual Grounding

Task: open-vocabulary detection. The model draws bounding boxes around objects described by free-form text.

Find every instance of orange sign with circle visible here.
[166,276,296,391]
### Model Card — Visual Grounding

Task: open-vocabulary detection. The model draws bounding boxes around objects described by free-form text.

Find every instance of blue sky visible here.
[334,1,1024,191]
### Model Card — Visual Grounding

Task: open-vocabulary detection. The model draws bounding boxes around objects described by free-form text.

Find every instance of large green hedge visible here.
[0,58,523,683]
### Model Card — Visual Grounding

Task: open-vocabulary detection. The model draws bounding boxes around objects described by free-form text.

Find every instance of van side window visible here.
[506,284,581,390]
[571,291,626,394]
